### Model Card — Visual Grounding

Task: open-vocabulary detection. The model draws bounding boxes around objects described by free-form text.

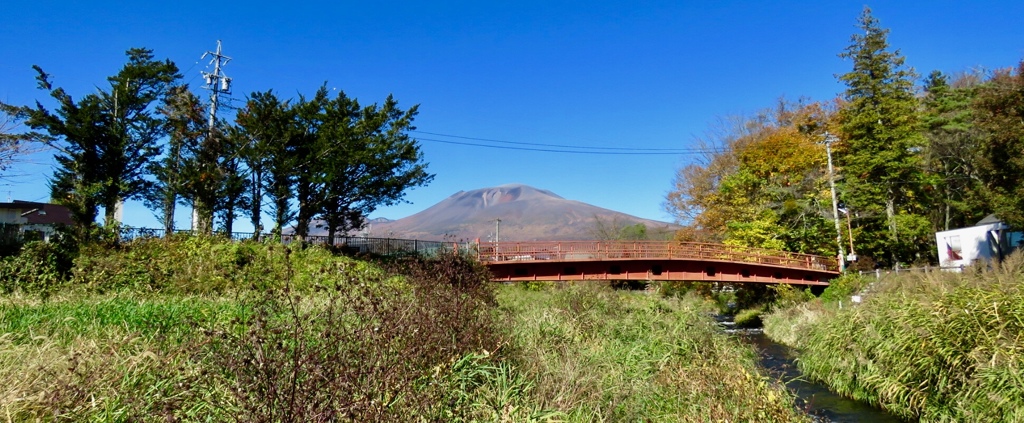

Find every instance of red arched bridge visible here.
[476,241,839,286]
[114,228,837,286]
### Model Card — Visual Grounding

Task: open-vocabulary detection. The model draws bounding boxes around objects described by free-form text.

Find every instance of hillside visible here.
[308,184,679,241]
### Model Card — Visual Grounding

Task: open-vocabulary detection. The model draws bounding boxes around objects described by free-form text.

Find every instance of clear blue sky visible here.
[2,1,1022,231]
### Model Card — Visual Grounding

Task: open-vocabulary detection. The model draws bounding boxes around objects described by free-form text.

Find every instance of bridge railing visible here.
[476,240,838,272]
[116,227,452,257]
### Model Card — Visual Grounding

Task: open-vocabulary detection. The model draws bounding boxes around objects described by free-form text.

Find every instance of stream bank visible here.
[741,331,903,422]
[718,317,903,422]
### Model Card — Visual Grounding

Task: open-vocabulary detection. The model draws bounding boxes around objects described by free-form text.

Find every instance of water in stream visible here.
[736,328,904,422]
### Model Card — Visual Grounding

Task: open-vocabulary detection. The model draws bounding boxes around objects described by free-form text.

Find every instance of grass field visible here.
[495,283,809,422]
[0,237,810,421]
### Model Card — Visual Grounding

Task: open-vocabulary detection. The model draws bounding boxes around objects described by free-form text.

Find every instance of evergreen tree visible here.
[180,118,227,235]
[920,70,986,230]
[318,94,432,241]
[235,90,296,237]
[94,49,180,227]
[291,87,331,241]
[16,48,179,234]
[147,85,204,235]
[34,88,107,232]
[972,61,1024,228]
[288,87,432,242]
[836,8,929,265]
[216,124,249,234]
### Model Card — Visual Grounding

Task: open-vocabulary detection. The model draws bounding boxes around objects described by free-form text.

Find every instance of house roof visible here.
[0,201,74,226]
[976,214,1002,226]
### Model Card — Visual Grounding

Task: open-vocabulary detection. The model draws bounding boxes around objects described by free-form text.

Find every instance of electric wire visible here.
[416,137,707,155]
[411,130,698,152]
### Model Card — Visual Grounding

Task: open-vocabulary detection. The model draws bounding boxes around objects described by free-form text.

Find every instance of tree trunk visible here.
[886,189,898,265]
[162,195,175,238]
[249,170,263,238]
[194,198,214,235]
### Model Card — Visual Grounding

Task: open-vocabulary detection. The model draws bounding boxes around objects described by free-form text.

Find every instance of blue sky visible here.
[2,1,1022,232]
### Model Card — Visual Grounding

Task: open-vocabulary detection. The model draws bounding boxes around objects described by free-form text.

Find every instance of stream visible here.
[720,319,904,422]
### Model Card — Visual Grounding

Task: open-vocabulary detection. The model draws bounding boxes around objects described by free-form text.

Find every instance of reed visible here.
[498,284,810,422]
[764,253,1024,421]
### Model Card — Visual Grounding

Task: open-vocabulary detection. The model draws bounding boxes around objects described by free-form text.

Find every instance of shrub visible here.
[769,283,816,309]
[732,306,764,328]
[659,281,713,299]
[818,273,870,303]
[204,252,502,421]
[0,241,71,296]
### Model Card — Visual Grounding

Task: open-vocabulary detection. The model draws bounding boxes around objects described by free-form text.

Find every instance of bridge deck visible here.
[477,241,839,285]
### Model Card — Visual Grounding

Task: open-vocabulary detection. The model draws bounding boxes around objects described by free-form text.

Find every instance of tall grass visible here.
[498,283,810,422]
[0,238,508,421]
[764,253,1024,421]
[2,238,815,421]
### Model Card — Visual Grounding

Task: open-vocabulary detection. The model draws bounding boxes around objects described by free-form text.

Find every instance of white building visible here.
[935,215,1023,269]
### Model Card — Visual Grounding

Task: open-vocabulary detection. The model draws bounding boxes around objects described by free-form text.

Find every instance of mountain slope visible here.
[338,184,679,241]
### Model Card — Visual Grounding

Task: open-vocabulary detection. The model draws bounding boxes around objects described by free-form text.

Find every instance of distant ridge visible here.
[308,184,679,241]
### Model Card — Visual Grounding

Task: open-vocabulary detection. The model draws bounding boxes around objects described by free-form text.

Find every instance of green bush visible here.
[0,241,71,296]
[818,273,870,303]
[659,281,713,299]
[733,306,764,328]
[769,283,816,309]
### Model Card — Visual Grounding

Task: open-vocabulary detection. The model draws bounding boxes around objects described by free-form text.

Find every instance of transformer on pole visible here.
[191,41,233,231]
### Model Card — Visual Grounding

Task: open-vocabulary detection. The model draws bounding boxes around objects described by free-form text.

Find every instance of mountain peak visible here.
[449,184,564,209]
[350,184,677,241]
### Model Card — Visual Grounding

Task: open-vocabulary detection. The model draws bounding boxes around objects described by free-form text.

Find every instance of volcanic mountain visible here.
[344,184,679,241]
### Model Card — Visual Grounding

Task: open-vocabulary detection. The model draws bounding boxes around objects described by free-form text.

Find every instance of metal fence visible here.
[857,265,965,279]
[116,227,453,257]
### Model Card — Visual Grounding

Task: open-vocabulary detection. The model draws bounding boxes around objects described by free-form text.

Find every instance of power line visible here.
[411,130,702,152]
[416,137,707,155]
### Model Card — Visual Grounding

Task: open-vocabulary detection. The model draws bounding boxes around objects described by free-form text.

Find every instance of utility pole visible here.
[842,207,857,261]
[192,40,232,231]
[824,132,846,272]
[494,218,501,261]
[202,40,232,133]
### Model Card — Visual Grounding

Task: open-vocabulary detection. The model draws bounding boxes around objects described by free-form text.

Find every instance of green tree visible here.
[180,118,228,235]
[920,70,986,231]
[665,101,836,255]
[291,87,331,241]
[27,83,106,232]
[972,61,1024,228]
[317,94,432,241]
[19,48,180,232]
[235,90,297,237]
[836,8,929,265]
[216,124,249,234]
[146,85,204,235]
